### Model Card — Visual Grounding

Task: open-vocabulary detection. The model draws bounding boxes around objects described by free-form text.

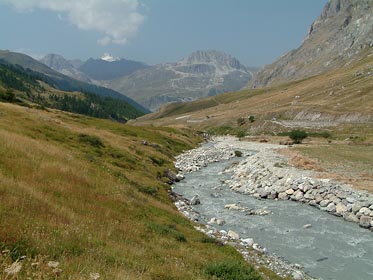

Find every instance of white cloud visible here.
[2,0,145,45]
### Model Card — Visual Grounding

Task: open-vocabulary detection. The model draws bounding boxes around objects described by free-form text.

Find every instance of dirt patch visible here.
[278,148,324,172]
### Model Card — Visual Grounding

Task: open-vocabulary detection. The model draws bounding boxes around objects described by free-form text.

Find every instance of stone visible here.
[336,203,348,215]
[346,197,355,204]
[303,224,312,229]
[304,193,314,200]
[285,189,294,195]
[359,215,371,228]
[258,189,269,198]
[90,273,101,280]
[315,195,323,204]
[292,270,303,280]
[352,203,362,213]
[309,200,318,206]
[294,191,304,201]
[267,192,277,199]
[344,213,359,223]
[47,261,60,269]
[278,192,289,200]
[4,262,22,276]
[242,238,254,246]
[176,173,185,180]
[228,230,240,240]
[216,219,226,226]
[369,204,373,210]
[190,195,200,205]
[208,217,217,224]
[358,207,371,216]
[164,169,179,183]
[326,202,336,212]
[320,199,330,207]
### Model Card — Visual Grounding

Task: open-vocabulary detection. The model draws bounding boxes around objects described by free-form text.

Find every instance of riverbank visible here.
[175,136,373,231]
[173,136,373,279]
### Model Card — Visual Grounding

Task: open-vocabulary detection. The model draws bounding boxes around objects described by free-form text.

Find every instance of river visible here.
[174,156,373,280]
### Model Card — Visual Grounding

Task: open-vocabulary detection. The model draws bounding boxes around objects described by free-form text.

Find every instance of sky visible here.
[0,0,327,67]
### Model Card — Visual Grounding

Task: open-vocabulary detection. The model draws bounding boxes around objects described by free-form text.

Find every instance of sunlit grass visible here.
[0,103,267,279]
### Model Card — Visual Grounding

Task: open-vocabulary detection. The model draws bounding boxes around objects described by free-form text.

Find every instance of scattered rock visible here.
[90,273,101,280]
[359,215,372,228]
[292,270,304,280]
[335,203,348,215]
[4,262,22,275]
[344,213,360,223]
[285,189,294,195]
[326,202,336,213]
[228,230,240,240]
[303,224,312,229]
[242,238,254,246]
[47,261,60,269]
[190,195,200,205]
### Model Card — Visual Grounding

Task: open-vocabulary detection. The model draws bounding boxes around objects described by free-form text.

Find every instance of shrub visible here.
[0,89,16,102]
[289,130,308,144]
[248,115,255,123]
[236,131,247,139]
[205,261,262,280]
[237,117,246,126]
[234,150,243,157]
[78,134,104,148]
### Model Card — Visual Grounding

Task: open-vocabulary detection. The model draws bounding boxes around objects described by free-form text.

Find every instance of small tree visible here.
[248,115,255,123]
[289,130,308,144]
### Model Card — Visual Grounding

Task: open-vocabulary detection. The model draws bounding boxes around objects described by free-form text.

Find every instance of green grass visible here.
[205,260,262,280]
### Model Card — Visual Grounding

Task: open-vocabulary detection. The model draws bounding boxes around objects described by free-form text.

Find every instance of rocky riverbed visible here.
[175,136,373,231]
[173,136,373,280]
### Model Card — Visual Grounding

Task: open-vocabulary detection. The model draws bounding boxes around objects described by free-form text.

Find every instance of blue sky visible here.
[0,0,327,66]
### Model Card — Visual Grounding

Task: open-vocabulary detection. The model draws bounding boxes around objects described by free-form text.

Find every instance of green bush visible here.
[289,130,308,144]
[236,131,247,139]
[78,134,104,148]
[0,89,16,102]
[234,150,243,157]
[205,261,262,280]
[248,115,255,123]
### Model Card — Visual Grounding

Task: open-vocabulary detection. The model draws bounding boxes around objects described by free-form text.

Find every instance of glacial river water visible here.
[174,158,373,280]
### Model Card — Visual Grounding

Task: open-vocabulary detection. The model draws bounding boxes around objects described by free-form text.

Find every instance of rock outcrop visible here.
[104,50,255,111]
[251,0,373,88]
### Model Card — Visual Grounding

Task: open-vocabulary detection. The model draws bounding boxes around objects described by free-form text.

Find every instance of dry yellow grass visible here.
[0,103,279,279]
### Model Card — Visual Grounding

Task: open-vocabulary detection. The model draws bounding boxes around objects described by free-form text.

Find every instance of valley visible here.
[1,0,372,279]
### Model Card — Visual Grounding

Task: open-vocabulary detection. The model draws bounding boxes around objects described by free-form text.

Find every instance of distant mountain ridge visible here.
[40,53,94,83]
[250,0,373,88]
[0,50,149,114]
[78,57,149,80]
[104,50,255,111]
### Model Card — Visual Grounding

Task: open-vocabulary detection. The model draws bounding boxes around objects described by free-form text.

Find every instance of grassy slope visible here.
[136,48,373,132]
[0,102,278,279]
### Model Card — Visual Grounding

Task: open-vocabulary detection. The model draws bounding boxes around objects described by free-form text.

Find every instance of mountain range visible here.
[136,0,373,132]
[0,50,149,120]
[40,50,256,112]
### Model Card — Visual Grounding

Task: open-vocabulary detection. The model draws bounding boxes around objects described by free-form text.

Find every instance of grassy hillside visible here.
[0,61,145,121]
[136,48,373,134]
[0,102,277,279]
[0,50,149,113]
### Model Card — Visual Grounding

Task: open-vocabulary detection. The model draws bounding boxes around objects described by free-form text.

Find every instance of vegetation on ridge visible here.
[0,60,144,121]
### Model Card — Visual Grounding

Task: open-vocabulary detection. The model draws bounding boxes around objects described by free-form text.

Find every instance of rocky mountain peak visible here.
[251,0,373,88]
[40,53,74,70]
[180,50,246,70]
